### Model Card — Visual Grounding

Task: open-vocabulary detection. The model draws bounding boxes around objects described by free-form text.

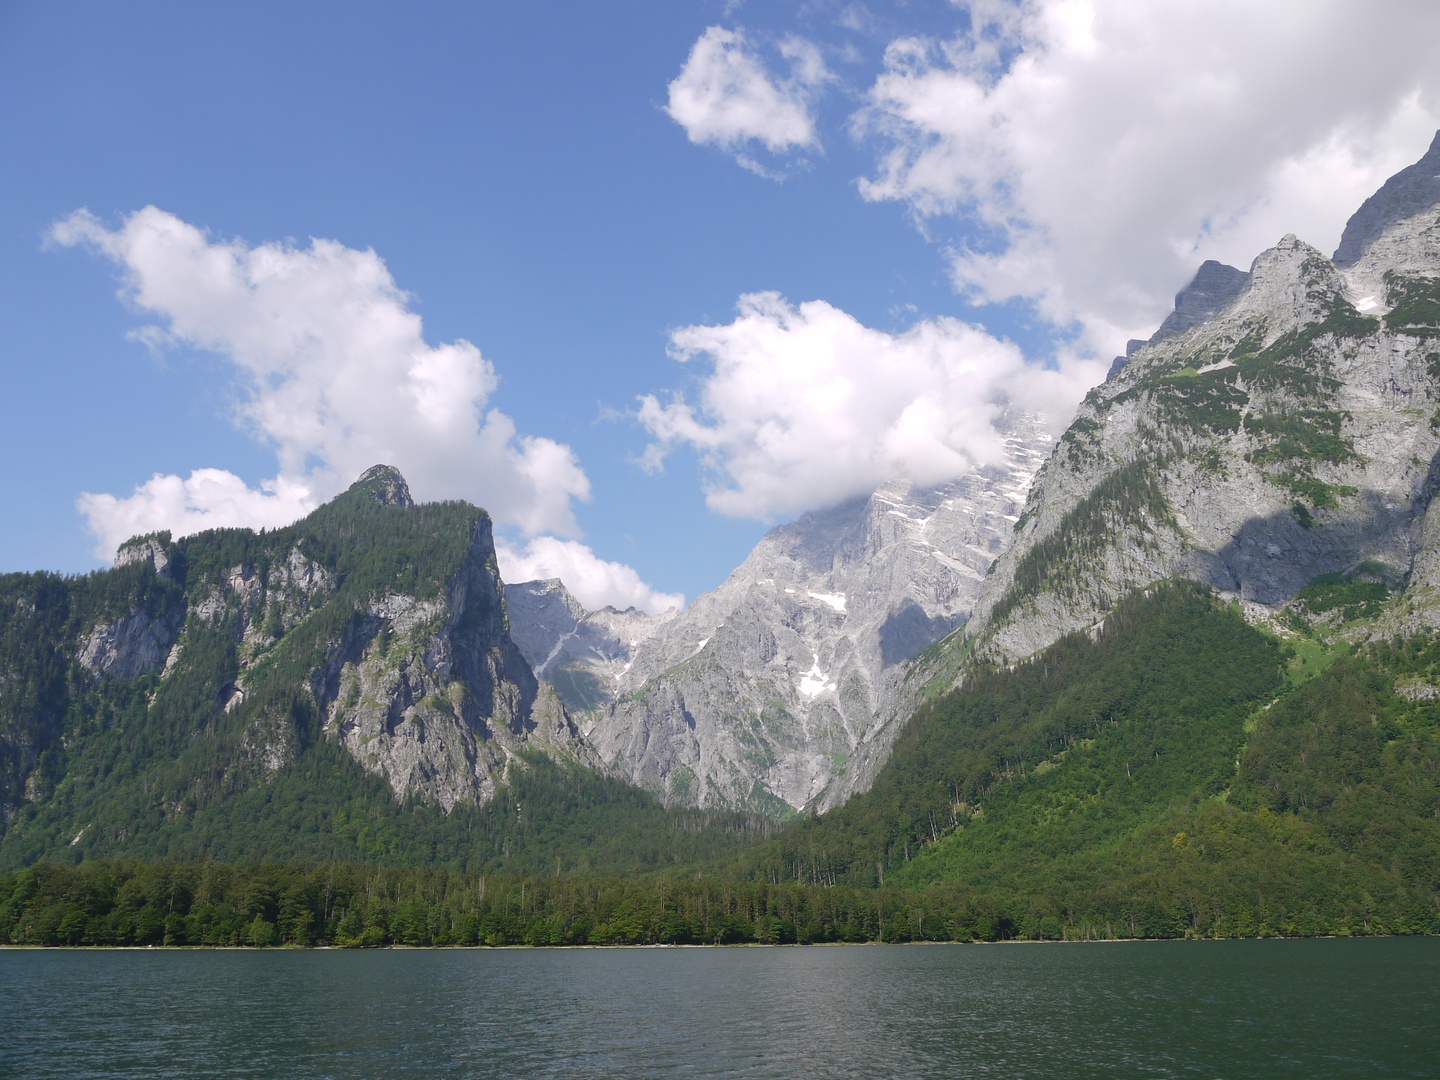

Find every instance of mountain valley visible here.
[3,135,1440,944]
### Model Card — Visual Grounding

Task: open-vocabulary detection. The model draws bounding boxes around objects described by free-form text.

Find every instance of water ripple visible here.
[1,939,1436,1078]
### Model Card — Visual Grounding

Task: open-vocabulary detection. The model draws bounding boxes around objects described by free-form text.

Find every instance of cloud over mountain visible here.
[50,208,680,612]
[495,536,684,616]
[53,206,592,559]
[854,0,1440,350]
[638,291,1103,521]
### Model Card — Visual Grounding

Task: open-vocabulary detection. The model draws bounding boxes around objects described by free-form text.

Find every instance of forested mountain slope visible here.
[4,140,1440,936]
[8,581,1433,946]
[723,582,1440,938]
[0,468,770,870]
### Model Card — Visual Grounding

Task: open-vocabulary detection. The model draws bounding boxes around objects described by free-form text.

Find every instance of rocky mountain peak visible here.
[504,578,587,672]
[113,533,172,577]
[1109,259,1251,378]
[1150,259,1251,343]
[958,137,1440,670]
[1332,129,1440,268]
[350,465,414,507]
[1223,233,1344,331]
[567,409,1056,813]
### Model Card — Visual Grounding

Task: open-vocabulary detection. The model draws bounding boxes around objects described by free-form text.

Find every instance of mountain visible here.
[712,130,1438,918]
[953,130,1440,670]
[715,581,1439,941]
[1108,260,1252,376]
[694,132,1440,909]
[4,140,1440,947]
[0,467,672,868]
[502,578,673,728]
[504,410,1054,816]
[511,133,1439,822]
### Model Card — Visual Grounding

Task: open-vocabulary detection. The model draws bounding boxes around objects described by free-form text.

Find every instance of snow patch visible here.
[536,630,576,678]
[808,591,847,612]
[1355,296,1379,312]
[798,661,836,699]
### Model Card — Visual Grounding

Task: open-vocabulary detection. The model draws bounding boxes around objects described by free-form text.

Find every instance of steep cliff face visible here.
[958,135,1440,666]
[0,466,587,850]
[570,411,1054,814]
[1332,130,1440,268]
[318,516,585,811]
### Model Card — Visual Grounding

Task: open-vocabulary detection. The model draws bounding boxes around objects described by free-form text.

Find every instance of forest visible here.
[3,580,1437,945]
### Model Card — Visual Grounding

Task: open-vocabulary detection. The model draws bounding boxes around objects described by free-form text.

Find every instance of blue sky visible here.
[4,1,1438,611]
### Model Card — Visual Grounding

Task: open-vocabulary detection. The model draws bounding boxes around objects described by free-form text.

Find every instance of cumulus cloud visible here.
[496,536,684,616]
[638,291,1103,520]
[53,207,592,558]
[667,26,831,175]
[77,470,315,563]
[854,0,1440,351]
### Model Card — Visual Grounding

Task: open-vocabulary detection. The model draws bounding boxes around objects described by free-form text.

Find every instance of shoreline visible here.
[0,932,1415,952]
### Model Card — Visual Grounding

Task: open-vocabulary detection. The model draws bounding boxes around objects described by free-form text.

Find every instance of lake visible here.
[1,938,1435,1078]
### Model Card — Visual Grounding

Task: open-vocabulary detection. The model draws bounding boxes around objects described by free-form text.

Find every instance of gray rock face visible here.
[216,496,593,805]
[503,579,673,729]
[189,546,336,671]
[1109,262,1249,378]
[78,606,183,682]
[1149,260,1251,343]
[1333,130,1440,267]
[505,579,587,668]
[575,411,1055,813]
[352,464,414,507]
[6,466,588,817]
[114,534,172,577]
[320,517,589,810]
[958,139,1440,667]
[214,469,590,808]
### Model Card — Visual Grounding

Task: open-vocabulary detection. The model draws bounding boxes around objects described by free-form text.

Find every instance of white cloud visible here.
[77,470,315,561]
[54,207,592,557]
[496,536,684,616]
[854,0,1440,351]
[638,291,1103,520]
[666,26,831,175]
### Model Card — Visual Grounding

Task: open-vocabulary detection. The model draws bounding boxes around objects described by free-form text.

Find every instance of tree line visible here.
[4,854,1435,949]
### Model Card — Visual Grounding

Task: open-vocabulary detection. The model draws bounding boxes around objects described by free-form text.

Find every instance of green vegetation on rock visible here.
[1293,567,1392,623]
[6,583,1435,945]
[1244,409,1358,467]
[990,458,1173,626]
[713,584,1438,938]
[1384,272,1440,335]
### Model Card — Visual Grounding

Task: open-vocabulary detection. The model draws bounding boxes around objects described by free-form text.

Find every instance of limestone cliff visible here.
[956,134,1440,667]
[503,578,673,729]
[0,466,588,830]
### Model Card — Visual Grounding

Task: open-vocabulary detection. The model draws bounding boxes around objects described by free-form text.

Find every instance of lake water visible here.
[1,939,1435,1078]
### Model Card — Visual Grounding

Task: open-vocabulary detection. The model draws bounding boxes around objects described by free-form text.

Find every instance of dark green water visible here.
[1,938,1435,1078]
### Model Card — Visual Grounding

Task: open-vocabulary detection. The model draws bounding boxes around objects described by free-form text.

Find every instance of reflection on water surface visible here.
[1,938,1436,1078]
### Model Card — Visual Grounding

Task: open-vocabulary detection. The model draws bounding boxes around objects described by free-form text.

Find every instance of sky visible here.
[3,0,1438,613]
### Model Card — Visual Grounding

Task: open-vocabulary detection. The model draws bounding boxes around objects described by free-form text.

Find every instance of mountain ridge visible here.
[3,134,1440,896]
[0,470,594,863]
[948,137,1440,674]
